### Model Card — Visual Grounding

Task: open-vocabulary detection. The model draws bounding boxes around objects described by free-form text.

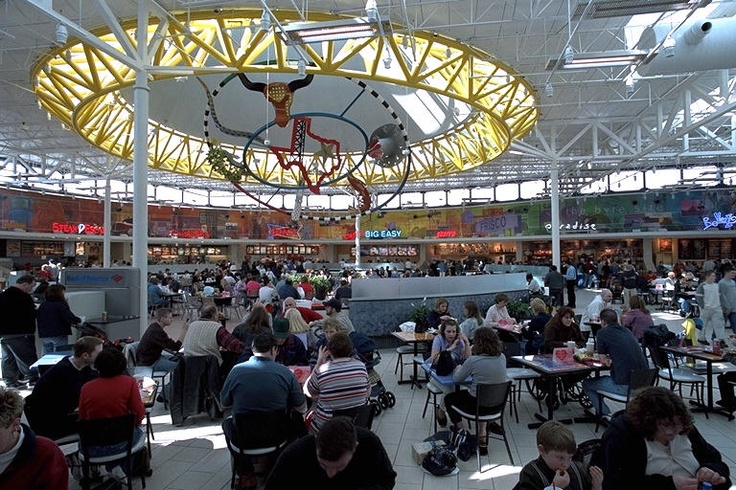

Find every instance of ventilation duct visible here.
[638,18,734,75]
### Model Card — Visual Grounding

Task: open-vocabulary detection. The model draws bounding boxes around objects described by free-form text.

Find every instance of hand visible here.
[316,345,330,365]
[672,475,700,490]
[589,465,604,490]
[696,467,727,486]
[552,469,570,489]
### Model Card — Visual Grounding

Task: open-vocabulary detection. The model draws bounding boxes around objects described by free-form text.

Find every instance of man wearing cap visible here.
[273,317,308,366]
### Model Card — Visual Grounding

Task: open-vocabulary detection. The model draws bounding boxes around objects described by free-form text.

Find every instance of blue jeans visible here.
[41,336,69,355]
[725,310,736,331]
[582,376,628,416]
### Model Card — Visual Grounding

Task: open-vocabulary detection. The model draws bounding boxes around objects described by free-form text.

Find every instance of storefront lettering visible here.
[267,223,302,239]
[544,222,597,231]
[435,230,457,238]
[364,229,402,238]
[475,214,518,234]
[169,229,211,239]
[52,222,104,235]
[702,212,736,230]
[343,231,357,240]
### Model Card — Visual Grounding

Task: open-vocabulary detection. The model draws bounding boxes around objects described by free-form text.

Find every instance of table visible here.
[86,315,141,341]
[420,359,471,391]
[511,354,596,429]
[391,331,435,388]
[661,345,735,420]
[161,292,184,312]
[30,352,71,376]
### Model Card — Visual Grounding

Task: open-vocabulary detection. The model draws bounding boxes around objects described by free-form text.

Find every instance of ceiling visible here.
[0,0,734,206]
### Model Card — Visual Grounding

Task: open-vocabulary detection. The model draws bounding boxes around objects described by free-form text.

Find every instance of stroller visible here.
[351,332,396,417]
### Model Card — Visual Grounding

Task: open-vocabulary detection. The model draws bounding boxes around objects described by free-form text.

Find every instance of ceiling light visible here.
[279,17,392,45]
[365,0,379,22]
[546,50,648,70]
[572,0,710,20]
[563,46,574,63]
[545,82,554,97]
[297,59,306,76]
[663,36,676,58]
[383,56,392,69]
[259,11,271,32]
[55,23,68,44]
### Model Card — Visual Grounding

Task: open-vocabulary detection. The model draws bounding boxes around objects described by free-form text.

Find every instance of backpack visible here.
[421,446,457,476]
[432,350,456,376]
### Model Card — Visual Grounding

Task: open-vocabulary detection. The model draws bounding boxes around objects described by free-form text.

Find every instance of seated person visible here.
[484,293,516,328]
[428,318,472,427]
[428,297,450,330]
[0,388,70,489]
[333,279,352,302]
[315,299,355,335]
[523,298,551,355]
[515,420,603,490]
[308,318,343,367]
[24,336,103,440]
[147,276,166,307]
[78,348,148,476]
[305,333,370,434]
[281,296,322,323]
[459,300,484,342]
[598,386,731,490]
[232,304,273,361]
[265,417,396,489]
[137,308,188,373]
[182,304,245,366]
[273,318,308,366]
[543,307,584,353]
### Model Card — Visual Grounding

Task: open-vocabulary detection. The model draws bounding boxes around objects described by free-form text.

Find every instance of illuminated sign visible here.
[169,229,211,239]
[52,222,104,235]
[702,212,736,230]
[342,229,403,239]
[544,222,597,231]
[435,230,457,238]
[267,223,302,239]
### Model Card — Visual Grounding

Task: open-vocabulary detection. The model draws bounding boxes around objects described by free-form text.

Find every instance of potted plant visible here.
[409,297,430,333]
[506,299,531,321]
[309,275,331,300]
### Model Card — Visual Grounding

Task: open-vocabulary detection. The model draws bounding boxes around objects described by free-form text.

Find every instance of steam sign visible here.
[52,222,105,235]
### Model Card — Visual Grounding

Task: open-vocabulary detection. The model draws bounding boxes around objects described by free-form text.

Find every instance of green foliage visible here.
[506,299,531,320]
[409,297,430,323]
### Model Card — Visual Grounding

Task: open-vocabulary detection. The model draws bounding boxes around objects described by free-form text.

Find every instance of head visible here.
[315,417,358,478]
[272,317,290,345]
[552,306,575,327]
[530,298,547,315]
[0,388,23,455]
[94,347,128,378]
[44,284,67,301]
[322,318,342,340]
[284,307,309,334]
[599,308,617,326]
[244,305,270,332]
[324,298,342,316]
[723,266,736,280]
[626,386,693,443]
[536,421,577,472]
[629,295,648,313]
[599,289,613,302]
[434,298,449,314]
[200,304,218,320]
[471,327,502,356]
[282,297,297,310]
[326,332,353,358]
[439,318,459,342]
[703,271,716,284]
[526,272,534,282]
[73,336,104,366]
[13,275,35,294]
[155,307,174,326]
[463,300,481,321]
[494,293,509,308]
[149,276,160,285]
[252,332,277,356]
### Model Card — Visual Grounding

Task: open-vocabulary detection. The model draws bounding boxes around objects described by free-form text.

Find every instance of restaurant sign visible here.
[544,221,598,232]
[702,212,736,230]
[268,223,302,240]
[52,222,104,235]
[343,229,403,239]
[435,230,458,238]
[169,229,211,239]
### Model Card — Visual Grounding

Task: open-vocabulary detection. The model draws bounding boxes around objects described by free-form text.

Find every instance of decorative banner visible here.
[52,222,104,235]
[702,212,736,230]
[475,214,518,235]
[168,229,211,239]
[268,223,302,240]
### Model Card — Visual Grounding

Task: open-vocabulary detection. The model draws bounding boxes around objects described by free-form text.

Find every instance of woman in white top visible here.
[695,271,726,341]
[485,293,515,328]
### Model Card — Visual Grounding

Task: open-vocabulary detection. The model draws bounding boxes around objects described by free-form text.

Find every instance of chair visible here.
[395,344,425,382]
[182,291,203,323]
[77,414,147,490]
[334,403,376,430]
[661,284,676,312]
[126,367,158,456]
[452,380,514,471]
[648,343,707,416]
[504,341,542,423]
[421,381,444,433]
[573,438,602,467]
[593,368,657,432]
[123,342,170,410]
[225,411,290,489]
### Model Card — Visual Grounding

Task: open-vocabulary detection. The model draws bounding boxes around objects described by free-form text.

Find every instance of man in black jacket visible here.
[0,275,39,388]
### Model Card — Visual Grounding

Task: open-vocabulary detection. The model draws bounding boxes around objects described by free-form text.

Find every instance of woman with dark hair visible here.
[485,292,516,328]
[444,327,508,455]
[36,284,81,354]
[459,300,484,341]
[543,306,584,354]
[428,297,450,330]
[598,386,730,490]
[622,295,654,341]
[232,304,272,346]
[78,348,147,475]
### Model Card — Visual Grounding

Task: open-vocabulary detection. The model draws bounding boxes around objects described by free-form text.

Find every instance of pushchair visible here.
[356,348,396,417]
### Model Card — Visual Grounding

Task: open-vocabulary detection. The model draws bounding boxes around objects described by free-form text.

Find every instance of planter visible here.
[314,285,329,301]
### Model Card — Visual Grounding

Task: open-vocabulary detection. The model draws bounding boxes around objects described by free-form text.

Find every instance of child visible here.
[515,421,603,490]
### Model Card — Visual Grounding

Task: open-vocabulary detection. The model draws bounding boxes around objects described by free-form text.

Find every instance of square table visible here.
[511,354,597,429]
[391,331,435,388]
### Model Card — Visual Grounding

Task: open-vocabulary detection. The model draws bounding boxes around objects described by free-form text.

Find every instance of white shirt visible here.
[644,435,699,480]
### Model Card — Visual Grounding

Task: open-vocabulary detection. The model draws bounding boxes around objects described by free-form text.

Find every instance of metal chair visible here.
[648,343,707,416]
[334,403,376,430]
[78,414,147,490]
[593,367,657,432]
[123,342,170,410]
[421,381,444,433]
[504,341,542,423]
[452,380,514,471]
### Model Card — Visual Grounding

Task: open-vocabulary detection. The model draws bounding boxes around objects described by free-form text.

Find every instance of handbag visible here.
[421,447,457,476]
[432,350,456,376]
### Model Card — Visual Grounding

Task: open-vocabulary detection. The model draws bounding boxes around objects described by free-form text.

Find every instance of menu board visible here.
[707,239,733,259]
[678,239,706,260]
[245,245,319,256]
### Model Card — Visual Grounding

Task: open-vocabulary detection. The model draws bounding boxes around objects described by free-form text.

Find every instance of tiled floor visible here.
[45,289,736,488]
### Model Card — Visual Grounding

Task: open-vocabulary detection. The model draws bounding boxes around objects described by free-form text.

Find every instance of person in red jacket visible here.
[0,387,69,489]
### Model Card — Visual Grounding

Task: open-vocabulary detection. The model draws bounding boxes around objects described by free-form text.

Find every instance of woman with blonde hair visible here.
[523,297,551,354]
[284,307,310,334]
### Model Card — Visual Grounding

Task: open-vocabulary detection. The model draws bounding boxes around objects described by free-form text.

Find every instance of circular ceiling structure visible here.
[31,9,539,193]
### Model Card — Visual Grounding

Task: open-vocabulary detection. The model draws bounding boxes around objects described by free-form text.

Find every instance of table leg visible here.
[528,376,572,429]
[409,342,424,389]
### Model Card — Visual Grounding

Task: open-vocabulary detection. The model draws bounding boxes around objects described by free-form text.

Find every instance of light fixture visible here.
[563,45,574,63]
[279,17,392,45]
[365,0,378,22]
[545,81,554,97]
[383,56,392,69]
[572,0,711,20]
[259,10,271,32]
[297,59,306,76]
[663,36,676,58]
[55,23,68,44]
[546,50,648,70]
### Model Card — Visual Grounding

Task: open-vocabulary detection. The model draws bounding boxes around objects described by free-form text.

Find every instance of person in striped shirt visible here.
[305,332,370,434]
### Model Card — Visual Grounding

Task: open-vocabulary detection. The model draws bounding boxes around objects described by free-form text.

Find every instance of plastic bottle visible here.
[701,482,713,490]
[586,337,595,355]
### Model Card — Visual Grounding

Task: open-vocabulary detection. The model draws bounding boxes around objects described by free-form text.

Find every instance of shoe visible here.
[478,444,488,456]
[435,408,448,428]
[600,414,612,423]
[234,473,257,490]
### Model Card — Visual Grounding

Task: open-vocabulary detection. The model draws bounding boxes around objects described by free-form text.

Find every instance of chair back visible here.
[334,403,375,430]
[122,342,140,367]
[475,381,512,414]
[78,414,136,457]
[233,411,289,450]
[573,438,601,467]
[628,367,658,394]
[502,341,522,367]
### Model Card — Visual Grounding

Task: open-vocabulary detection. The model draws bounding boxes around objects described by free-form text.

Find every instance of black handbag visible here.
[421,447,457,476]
[432,350,456,376]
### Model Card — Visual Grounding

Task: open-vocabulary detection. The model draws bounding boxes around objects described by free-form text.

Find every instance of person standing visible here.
[696,271,726,343]
[36,284,81,354]
[0,275,39,388]
[581,308,648,420]
[565,260,577,308]
[544,265,564,307]
[718,265,736,332]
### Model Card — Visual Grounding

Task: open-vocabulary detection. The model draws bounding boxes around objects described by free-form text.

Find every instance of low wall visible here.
[348,273,528,336]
